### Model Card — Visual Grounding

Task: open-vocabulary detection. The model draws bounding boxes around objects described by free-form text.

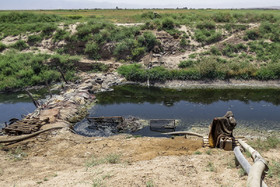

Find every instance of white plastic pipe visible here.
[237,139,268,187]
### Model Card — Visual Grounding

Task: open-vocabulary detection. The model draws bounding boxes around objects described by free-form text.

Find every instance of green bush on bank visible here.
[27,34,43,45]
[118,54,280,82]
[194,29,222,45]
[85,42,100,59]
[178,60,196,68]
[0,42,6,52]
[0,52,78,91]
[10,40,28,51]
[0,12,63,37]
[69,20,158,61]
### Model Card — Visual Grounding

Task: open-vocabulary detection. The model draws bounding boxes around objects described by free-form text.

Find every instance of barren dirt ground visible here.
[0,128,279,187]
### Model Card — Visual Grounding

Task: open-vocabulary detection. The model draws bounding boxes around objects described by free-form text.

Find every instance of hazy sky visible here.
[1,0,279,10]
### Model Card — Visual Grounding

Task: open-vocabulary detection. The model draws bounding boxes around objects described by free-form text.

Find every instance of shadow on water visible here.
[74,85,280,137]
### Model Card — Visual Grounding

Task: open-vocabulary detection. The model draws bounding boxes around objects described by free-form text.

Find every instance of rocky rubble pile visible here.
[13,72,126,134]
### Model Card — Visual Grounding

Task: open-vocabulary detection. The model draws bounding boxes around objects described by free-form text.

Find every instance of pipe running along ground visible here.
[234,140,268,187]
[162,131,204,138]
[0,126,65,144]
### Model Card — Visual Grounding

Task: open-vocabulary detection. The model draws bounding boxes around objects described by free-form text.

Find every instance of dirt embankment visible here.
[1,127,279,187]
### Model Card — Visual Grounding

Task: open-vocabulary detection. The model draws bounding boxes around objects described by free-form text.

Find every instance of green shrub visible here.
[138,32,158,51]
[117,64,147,82]
[132,47,146,61]
[196,21,216,30]
[256,67,277,80]
[180,38,187,48]
[141,11,161,19]
[178,60,196,68]
[0,42,6,52]
[148,66,170,81]
[41,24,56,37]
[222,44,247,57]
[0,12,63,24]
[212,12,233,22]
[114,39,144,61]
[91,63,110,72]
[198,59,218,79]
[11,40,28,51]
[84,42,100,59]
[27,34,43,45]
[245,29,260,40]
[194,29,222,45]
[161,18,175,30]
[68,15,83,20]
[210,46,221,55]
[53,29,70,42]
[166,29,181,39]
[171,68,201,80]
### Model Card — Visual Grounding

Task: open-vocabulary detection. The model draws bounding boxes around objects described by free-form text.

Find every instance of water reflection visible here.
[92,85,280,131]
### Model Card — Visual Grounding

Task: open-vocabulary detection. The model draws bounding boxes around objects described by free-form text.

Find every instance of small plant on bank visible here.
[249,135,280,152]
[206,149,212,155]
[105,154,121,164]
[8,146,27,161]
[85,155,105,168]
[244,150,252,158]
[194,151,202,155]
[10,40,28,51]
[27,34,43,45]
[146,179,154,187]
[0,42,6,52]
[180,37,187,48]
[178,60,196,68]
[91,63,110,73]
[206,162,216,172]
[267,160,280,182]
[85,42,100,60]
[239,167,246,177]
[92,178,103,187]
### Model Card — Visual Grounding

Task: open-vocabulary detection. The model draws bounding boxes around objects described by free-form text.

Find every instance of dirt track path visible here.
[162,23,260,69]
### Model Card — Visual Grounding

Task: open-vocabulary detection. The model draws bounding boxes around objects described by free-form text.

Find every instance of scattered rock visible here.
[39,108,60,123]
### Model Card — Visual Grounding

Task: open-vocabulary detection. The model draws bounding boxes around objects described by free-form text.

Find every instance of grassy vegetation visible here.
[8,146,27,161]
[0,9,280,90]
[0,52,78,91]
[248,135,280,152]
[146,180,155,187]
[206,161,216,172]
[267,160,280,184]
[85,154,121,168]
[194,151,202,155]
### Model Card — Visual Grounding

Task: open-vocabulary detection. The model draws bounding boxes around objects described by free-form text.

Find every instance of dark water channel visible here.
[75,85,280,137]
[0,89,54,129]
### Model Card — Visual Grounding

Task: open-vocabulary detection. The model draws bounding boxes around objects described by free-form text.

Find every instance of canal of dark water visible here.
[0,88,54,129]
[75,85,280,137]
[1,85,280,137]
